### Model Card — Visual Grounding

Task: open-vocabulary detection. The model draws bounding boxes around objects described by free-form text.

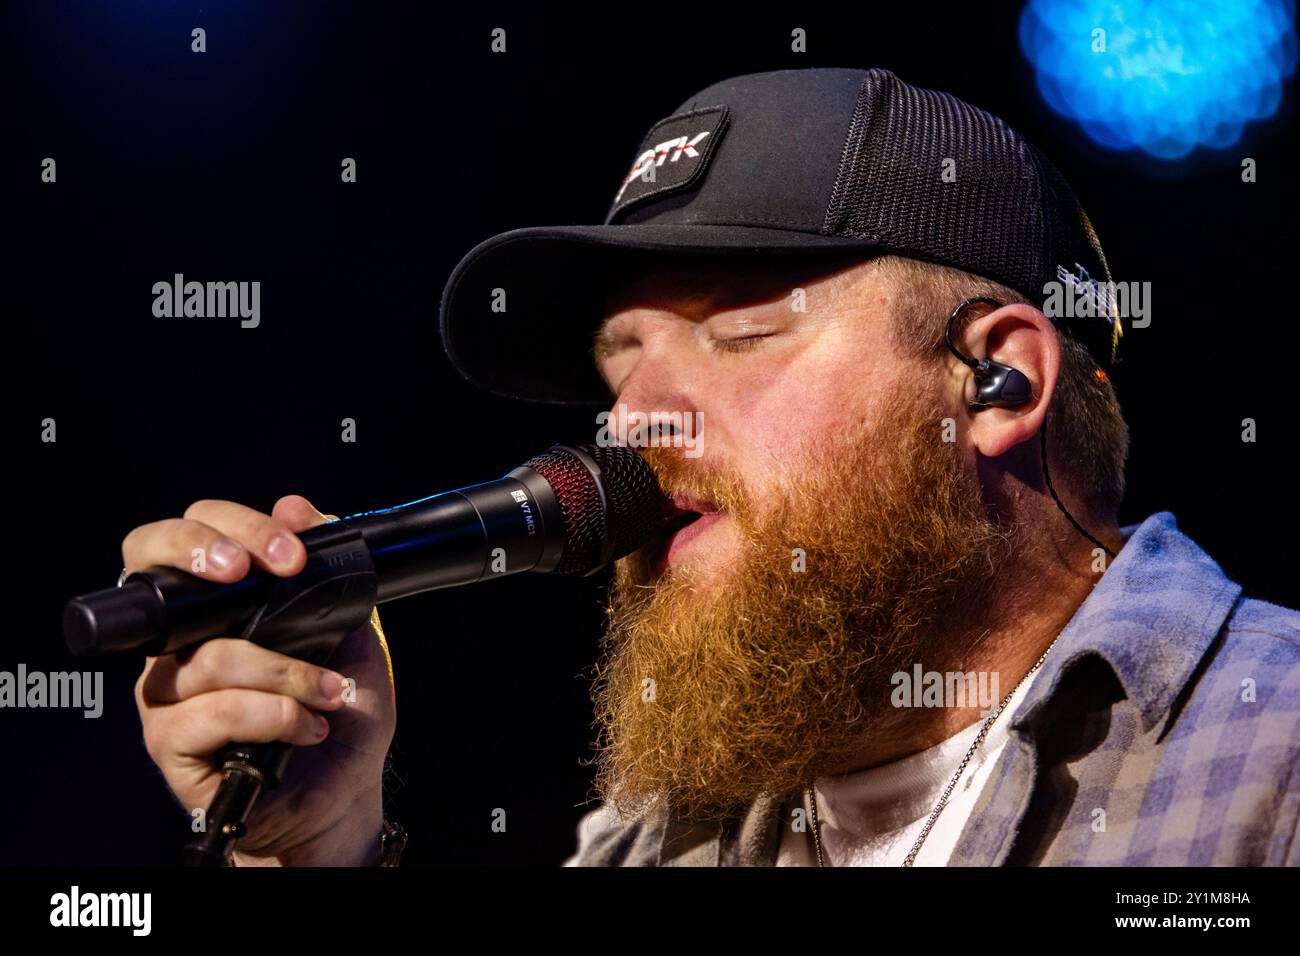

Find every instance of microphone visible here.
[63,443,667,660]
[60,442,667,866]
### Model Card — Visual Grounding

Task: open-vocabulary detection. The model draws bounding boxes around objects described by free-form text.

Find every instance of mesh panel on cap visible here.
[823,69,1045,297]
[821,68,1117,368]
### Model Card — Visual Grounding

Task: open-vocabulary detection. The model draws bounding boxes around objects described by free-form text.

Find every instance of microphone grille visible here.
[522,444,664,575]
[581,443,665,563]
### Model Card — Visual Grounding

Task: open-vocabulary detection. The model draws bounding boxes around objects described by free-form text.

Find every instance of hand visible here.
[128,495,396,865]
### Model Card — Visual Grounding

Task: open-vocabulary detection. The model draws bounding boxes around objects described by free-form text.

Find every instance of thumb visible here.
[271,494,334,533]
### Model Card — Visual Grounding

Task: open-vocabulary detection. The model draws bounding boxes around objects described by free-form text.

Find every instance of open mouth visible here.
[647,493,726,575]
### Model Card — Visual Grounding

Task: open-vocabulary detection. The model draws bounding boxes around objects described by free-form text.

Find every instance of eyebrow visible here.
[592,321,621,359]
[593,255,861,360]
[592,292,711,359]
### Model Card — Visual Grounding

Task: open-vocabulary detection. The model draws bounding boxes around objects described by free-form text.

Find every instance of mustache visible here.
[631,446,758,582]
[638,446,753,520]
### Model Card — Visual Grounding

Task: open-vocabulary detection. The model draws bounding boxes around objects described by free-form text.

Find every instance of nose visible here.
[603,331,702,451]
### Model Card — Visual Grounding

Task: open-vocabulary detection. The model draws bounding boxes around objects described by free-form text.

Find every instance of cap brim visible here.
[438,223,882,405]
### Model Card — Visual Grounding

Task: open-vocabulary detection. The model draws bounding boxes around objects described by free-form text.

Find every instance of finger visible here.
[165,688,331,758]
[122,518,251,582]
[181,500,306,575]
[139,638,347,709]
[272,494,333,533]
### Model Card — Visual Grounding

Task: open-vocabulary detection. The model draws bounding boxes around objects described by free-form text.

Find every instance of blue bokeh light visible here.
[1020,0,1297,159]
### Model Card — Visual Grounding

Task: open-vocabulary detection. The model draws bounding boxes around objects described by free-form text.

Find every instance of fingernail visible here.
[316,715,330,737]
[267,534,297,568]
[208,539,242,571]
[320,670,344,700]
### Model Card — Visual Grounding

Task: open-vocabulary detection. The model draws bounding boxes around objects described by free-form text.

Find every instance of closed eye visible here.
[711,332,779,353]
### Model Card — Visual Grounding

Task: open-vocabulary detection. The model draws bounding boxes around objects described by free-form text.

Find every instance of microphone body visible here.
[64,443,664,660]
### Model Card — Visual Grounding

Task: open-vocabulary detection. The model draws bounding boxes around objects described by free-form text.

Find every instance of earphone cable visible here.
[1039,411,1116,560]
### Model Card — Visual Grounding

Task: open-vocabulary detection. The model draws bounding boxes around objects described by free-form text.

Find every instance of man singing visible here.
[127,68,1299,866]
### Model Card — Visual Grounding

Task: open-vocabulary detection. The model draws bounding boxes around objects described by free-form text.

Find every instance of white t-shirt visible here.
[776,669,1039,866]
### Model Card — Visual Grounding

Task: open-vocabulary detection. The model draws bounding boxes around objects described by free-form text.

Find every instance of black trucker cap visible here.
[439,67,1121,405]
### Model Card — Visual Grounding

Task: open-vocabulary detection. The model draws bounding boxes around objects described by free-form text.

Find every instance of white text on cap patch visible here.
[607,106,729,220]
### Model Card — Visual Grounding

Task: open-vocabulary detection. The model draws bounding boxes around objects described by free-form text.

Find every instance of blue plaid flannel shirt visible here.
[564,511,1300,866]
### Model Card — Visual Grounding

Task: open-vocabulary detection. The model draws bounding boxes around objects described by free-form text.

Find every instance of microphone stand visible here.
[179,521,378,866]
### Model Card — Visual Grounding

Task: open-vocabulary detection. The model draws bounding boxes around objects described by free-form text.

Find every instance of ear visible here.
[950,303,1060,460]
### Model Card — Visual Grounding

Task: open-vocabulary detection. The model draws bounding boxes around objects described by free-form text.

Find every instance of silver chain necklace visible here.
[807,637,1058,867]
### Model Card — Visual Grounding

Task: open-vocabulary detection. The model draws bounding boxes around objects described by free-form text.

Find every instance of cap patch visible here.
[607,106,729,220]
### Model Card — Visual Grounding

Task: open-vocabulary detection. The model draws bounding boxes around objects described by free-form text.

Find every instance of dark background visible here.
[5,1,1296,865]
